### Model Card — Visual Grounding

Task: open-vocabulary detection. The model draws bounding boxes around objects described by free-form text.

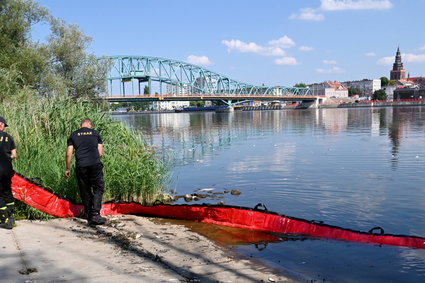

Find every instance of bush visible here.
[373,89,387,100]
[1,95,168,208]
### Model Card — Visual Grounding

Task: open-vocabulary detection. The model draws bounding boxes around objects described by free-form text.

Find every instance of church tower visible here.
[390,46,406,81]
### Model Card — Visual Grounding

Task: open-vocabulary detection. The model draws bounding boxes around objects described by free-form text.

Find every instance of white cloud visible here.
[419,45,425,51]
[323,59,338,64]
[275,57,298,65]
[291,0,392,21]
[378,53,425,65]
[222,39,285,56]
[377,56,394,65]
[320,0,393,11]
[222,39,262,53]
[299,46,315,51]
[186,55,212,66]
[365,52,376,56]
[289,8,324,21]
[268,36,295,48]
[316,66,345,73]
[403,53,425,63]
[222,37,297,57]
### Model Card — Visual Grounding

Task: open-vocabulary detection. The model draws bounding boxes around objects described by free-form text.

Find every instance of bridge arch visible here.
[106,56,311,97]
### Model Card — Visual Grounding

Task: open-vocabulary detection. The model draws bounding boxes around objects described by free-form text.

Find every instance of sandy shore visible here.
[0,215,297,282]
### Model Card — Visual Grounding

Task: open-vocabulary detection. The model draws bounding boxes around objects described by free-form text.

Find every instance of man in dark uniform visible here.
[65,118,107,225]
[0,116,17,230]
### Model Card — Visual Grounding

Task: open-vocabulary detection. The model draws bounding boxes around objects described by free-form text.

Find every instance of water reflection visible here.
[116,108,425,167]
[113,107,425,282]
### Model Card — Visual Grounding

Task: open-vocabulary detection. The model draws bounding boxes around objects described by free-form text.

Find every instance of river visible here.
[113,107,425,282]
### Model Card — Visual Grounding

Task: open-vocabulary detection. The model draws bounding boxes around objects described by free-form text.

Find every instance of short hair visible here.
[81,118,92,126]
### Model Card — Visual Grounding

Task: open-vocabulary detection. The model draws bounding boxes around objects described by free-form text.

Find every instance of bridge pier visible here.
[296,98,321,109]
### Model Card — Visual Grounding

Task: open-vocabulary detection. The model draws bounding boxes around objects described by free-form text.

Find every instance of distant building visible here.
[395,79,417,88]
[160,83,192,110]
[407,77,425,87]
[383,85,396,100]
[166,83,191,95]
[390,47,406,81]
[308,81,348,98]
[342,79,381,96]
[393,87,425,100]
[151,100,190,110]
[194,77,217,94]
[385,80,418,100]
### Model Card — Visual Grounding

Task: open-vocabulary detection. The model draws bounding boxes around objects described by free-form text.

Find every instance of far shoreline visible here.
[109,98,425,115]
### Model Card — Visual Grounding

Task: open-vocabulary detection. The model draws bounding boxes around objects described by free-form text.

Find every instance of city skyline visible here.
[33,0,425,87]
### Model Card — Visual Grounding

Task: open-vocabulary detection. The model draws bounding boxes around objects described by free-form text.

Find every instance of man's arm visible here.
[98,143,103,158]
[10,149,17,159]
[65,145,74,179]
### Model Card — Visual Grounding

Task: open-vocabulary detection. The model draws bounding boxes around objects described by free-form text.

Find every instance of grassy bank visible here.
[1,95,167,218]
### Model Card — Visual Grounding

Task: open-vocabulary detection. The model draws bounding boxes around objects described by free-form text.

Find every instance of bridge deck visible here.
[101,94,325,103]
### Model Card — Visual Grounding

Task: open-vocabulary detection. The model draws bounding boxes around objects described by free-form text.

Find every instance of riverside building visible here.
[342,79,381,96]
[308,81,348,98]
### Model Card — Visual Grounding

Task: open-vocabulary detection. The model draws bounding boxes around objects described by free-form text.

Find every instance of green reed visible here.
[0,96,168,216]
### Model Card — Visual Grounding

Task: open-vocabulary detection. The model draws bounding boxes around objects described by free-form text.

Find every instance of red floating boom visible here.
[11,172,425,249]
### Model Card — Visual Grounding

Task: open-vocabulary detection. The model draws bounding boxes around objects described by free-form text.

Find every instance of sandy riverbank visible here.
[0,215,297,283]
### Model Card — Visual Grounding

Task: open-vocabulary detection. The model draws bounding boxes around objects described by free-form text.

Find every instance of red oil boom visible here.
[11,172,425,249]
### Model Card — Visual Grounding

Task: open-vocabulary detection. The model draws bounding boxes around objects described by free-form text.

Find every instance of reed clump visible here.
[1,95,167,213]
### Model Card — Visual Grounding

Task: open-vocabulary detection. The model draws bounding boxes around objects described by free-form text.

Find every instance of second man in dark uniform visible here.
[65,118,107,225]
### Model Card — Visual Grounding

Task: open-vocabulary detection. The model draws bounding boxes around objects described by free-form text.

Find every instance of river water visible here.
[114,107,425,282]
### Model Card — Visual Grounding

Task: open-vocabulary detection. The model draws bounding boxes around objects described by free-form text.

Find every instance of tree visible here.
[0,0,48,55]
[380,77,389,87]
[143,85,149,94]
[0,0,110,100]
[348,87,362,96]
[190,101,204,107]
[294,83,307,88]
[373,89,387,100]
[46,18,110,98]
[0,0,49,100]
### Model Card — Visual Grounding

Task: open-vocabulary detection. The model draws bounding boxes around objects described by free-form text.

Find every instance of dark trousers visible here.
[75,163,105,217]
[0,171,14,208]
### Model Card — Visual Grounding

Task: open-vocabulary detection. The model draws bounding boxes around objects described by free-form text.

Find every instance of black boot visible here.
[88,212,107,226]
[6,202,15,227]
[0,206,12,229]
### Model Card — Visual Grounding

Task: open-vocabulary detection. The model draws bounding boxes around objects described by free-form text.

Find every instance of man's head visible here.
[81,118,92,129]
[0,116,8,131]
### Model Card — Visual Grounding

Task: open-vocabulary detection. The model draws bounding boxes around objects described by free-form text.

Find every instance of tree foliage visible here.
[0,0,110,100]
[0,0,49,99]
[373,89,387,100]
[380,77,389,87]
[294,83,307,88]
[348,87,362,96]
[143,85,149,94]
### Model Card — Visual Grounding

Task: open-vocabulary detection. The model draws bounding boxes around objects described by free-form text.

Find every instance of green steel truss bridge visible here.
[104,56,321,104]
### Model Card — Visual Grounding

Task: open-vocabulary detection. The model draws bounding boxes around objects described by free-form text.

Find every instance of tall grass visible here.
[0,95,168,213]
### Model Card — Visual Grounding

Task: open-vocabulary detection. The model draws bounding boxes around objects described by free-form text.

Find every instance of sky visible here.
[33,0,425,87]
